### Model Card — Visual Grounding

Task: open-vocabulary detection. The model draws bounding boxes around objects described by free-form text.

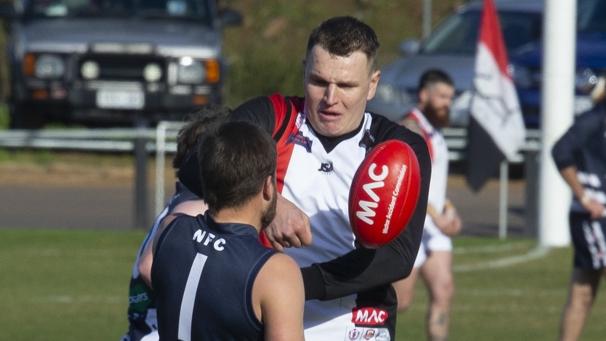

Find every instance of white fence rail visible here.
[0,124,542,235]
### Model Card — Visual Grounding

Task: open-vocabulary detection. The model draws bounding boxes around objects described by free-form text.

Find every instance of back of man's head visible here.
[306,16,380,69]
[173,105,231,170]
[418,69,454,93]
[198,121,276,214]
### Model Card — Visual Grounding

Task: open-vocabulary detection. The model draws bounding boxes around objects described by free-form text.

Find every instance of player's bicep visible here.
[138,241,154,287]
[172,199,208,217]
[257,254,304,341]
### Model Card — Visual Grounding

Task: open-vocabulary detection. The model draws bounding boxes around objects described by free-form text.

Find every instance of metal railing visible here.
[0,124,542,235]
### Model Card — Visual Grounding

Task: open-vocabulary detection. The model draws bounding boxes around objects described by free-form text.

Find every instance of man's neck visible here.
[212,205,261,232]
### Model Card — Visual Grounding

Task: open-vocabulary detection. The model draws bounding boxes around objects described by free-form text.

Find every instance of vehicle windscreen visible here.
[578,0,606,34]
[25,0,212,24]
[422,10,542,55]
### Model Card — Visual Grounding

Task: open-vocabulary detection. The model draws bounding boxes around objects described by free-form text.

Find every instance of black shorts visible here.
[570,212,606,270]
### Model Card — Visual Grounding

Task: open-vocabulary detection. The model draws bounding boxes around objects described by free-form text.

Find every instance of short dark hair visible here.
[306,16,380,70]
[198,121,276,214]
[418,69,454,91]
[173,105,231,169]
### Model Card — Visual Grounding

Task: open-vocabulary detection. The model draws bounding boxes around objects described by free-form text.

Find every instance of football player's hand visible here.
[583,197,606,220]
[265,194,312,251]
[434,205,462,237]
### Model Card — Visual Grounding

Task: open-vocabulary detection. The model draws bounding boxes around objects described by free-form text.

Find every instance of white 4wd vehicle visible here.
[0,0,241,128]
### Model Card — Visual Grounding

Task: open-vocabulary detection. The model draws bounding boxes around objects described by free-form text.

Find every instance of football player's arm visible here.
[552,121,605,219]
[138,200,207,288]
[232,95,312,250]
[255,253,305,341]
[301,131,431,300]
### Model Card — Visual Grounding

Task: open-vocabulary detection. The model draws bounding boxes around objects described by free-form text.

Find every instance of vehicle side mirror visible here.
[0,2,16,19]
[399,39,420,56]
[218,8,242,27]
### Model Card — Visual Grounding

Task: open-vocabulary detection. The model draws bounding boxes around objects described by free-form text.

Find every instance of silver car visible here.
[368,0,542,126]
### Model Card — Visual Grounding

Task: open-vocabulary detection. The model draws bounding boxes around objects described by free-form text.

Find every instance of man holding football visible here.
[225,16,432,340]
[394,69,462,341]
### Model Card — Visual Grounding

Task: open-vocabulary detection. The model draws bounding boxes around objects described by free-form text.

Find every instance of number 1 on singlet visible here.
[178,253,208,341]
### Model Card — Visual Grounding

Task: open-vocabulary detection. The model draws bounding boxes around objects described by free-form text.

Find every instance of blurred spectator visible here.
[393,69,462,341]
[552,76,606,341]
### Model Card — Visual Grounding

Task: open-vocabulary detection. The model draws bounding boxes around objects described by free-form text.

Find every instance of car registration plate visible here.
[96,89,144,110]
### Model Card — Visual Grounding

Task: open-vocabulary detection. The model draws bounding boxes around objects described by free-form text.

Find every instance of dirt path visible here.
[0,160,532,237]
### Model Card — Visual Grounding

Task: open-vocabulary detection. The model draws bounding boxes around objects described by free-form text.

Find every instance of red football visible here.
[348,139,421,248]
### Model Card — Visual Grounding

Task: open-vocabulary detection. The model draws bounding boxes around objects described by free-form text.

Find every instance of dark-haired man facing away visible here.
[152,121,304,341]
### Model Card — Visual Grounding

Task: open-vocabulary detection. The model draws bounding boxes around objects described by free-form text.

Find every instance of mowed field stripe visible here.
[454,242,530,255]
[454,246,549,273]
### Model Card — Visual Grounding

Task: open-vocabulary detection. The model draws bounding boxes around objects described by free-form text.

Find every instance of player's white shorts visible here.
[413,220,452,268]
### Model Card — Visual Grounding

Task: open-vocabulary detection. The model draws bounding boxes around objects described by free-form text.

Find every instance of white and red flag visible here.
[466,0,527,191]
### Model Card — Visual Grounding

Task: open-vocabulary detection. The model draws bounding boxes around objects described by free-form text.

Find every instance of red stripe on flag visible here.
[479,0,511,78]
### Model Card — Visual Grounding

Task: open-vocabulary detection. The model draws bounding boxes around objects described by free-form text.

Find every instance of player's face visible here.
[421,82,454,128]
[304,45,380,137]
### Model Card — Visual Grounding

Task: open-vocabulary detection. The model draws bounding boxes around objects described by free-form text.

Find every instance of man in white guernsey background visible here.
[394,69,462,341]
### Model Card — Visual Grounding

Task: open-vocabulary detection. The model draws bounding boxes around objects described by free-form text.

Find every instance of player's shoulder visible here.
[154,213,201,251]
[264,252,299,271]
[258,253,301,286]
[369,112,426,145]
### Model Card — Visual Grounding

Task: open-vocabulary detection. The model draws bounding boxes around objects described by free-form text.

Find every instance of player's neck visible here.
[212,203,262,233]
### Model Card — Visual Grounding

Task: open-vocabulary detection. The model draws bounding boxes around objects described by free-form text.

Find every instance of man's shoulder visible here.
[369,112,426,144]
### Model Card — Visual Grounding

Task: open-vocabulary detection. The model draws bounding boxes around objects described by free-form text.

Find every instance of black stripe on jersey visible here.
[306,117,365,153]
[231,96,276,136]
[274,97,293,142]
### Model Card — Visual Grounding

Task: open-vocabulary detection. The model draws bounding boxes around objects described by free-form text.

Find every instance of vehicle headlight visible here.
[575,68,599,94]
[81,60,100,80]
[143,63,163,82]
[35,54,65,79]
[177,57,205,84]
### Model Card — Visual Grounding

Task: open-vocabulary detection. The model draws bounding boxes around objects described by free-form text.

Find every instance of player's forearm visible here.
[560,166,586,201]
[302,168,429,300]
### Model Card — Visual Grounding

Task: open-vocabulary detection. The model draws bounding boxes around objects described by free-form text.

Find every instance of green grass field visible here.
[1,229,605,340]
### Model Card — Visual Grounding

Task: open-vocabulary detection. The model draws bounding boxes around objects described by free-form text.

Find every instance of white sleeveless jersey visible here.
[408,108,449,236]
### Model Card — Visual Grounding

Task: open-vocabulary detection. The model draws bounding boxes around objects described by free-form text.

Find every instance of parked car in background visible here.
[510,0,606,127]
[0,0,241,128]
[369,0,606,128]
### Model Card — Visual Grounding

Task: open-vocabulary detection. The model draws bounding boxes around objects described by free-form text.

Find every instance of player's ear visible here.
[367,69,381,101]
[262,175,274,201]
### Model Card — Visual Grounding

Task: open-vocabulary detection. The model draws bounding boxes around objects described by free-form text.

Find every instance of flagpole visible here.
[422,0,432,39]
[538,0,576,247]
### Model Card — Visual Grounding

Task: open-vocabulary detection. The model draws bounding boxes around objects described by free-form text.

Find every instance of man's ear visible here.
[262,176,273,201]
[367,69,381,101]
[418,88,429,105]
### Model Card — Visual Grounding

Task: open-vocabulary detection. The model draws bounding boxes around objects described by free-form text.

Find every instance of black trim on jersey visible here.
[231,96,276,136]
[306,117,365,153]
[301,113,432,301]
[274,97,294,141]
